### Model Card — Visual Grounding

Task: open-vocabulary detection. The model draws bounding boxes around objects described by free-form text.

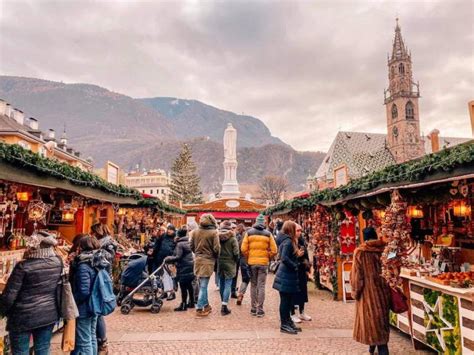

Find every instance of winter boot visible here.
[221,305,231,316]
[236,293,244,305]
[174,303,187,312]
[280,321,297,335]
[166,292,176,301]
[289,319,302,332]
[187,301,195,309]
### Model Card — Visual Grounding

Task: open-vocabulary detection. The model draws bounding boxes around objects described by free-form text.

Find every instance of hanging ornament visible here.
[28,200,51,224]
[381,190,414,288]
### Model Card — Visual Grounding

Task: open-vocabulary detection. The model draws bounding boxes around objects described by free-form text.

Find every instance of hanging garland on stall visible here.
[380,190,414,288]
[264,141,474,215]
[0,143,141,198]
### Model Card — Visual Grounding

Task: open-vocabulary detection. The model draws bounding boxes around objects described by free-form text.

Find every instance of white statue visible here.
[220,123,240,199]
[223,123,237,161]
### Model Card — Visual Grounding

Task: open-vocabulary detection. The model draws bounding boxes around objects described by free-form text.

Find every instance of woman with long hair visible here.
[272,221,301,335]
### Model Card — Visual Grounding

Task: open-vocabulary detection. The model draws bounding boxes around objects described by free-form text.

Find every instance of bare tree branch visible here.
[258,175,289,205]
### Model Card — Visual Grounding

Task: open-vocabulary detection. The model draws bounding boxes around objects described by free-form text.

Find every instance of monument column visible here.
[220,123,241,199]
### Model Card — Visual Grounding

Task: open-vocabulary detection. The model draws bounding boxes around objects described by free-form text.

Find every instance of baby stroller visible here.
[117,253,169,314]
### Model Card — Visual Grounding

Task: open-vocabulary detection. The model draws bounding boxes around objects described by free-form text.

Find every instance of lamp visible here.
[16,192,29,202]
[453,200,471,218]
[407,206,424,219]
[62,209,75,222]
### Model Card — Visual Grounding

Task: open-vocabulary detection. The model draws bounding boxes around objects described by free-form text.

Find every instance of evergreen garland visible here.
[0,143,185,214]
[0,142,140,198]
[264,141,474,215]
[170,144,203,204]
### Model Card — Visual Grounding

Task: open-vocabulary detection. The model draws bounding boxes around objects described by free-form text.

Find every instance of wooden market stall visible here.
[0,142,140,352]
[265,141,474,354]
[185,198,265,226]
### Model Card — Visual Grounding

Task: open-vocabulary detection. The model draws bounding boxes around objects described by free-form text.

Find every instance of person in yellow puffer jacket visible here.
[241,215,277,317]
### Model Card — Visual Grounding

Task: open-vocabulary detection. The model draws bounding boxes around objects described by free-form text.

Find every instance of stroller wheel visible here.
[121,304,133,315]
[150,304,162,314]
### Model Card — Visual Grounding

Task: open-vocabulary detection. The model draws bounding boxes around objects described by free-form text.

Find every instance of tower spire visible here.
[392,18,407,60]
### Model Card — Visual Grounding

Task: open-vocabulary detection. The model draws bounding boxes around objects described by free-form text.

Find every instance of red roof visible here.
[141,193,154,198]
[197,211,260,220]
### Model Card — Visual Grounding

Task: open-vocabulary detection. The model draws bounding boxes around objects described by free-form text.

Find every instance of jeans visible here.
[179,279,195,304]
[219,276,233,305]
[231,259,240,293]
[73,316,98,355]
[197,277,210,309]
[279,291,294,323]
[239,281,249,295]
[369,344,389,355]
[10,324,54,355]
[250,265,268,311]
[96,316,106,345]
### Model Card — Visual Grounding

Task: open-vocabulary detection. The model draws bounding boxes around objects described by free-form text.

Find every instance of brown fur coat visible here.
[351,239,391,346]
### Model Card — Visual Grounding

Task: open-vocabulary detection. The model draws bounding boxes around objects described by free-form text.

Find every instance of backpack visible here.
[88,268,117,316]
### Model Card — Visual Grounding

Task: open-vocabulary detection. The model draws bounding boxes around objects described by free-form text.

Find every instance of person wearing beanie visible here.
[190,213,220,317]
[241,214,277,317]
[0,231,62,354]
[217,221,239,316]
[165,227,195,311]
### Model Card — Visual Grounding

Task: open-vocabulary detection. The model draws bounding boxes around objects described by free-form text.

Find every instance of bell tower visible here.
[384,19,424,163]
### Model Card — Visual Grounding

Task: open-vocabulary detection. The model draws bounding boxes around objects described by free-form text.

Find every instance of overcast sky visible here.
[0,0,472,152]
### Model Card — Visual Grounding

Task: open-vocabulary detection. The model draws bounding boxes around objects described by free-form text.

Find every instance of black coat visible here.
[166,236,194,283]
[294,236,310,305]
[0,254,62,332]
[273,234,299,294]
[153,233,176,267]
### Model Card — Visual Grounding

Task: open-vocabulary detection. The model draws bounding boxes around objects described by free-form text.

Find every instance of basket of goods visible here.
[430,272,474,288]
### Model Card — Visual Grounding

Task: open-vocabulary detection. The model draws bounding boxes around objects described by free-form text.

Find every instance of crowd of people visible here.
[0,212,393,354]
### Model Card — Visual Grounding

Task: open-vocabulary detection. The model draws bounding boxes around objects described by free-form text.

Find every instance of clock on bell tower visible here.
[384,19,425,163]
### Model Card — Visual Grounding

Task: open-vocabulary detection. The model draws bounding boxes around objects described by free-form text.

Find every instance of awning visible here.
[0,161,138,205]
[197,211,261,219]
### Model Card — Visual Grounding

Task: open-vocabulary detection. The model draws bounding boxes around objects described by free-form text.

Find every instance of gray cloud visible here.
[0,0,472,152]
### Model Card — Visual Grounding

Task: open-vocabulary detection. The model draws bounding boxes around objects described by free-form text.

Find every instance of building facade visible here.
[125,169,171,202]
[0,99,93,171]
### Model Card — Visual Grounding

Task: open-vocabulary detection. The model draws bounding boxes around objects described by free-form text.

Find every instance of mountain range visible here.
[0,75,324,193]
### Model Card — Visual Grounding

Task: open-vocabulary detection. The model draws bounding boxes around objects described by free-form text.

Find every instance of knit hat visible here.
[220,220,233,230]
[187,220,198,232]
[256,215,265,226]
[25,231,58,250]
[167,224,176,231]
[177,228,187,238]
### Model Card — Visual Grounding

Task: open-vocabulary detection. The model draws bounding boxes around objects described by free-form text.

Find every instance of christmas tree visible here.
[170,144,203,204]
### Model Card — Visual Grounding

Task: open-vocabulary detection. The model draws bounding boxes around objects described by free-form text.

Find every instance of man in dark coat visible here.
[154,224,177,300]
[0,232,62,354]
[165,227,195,311]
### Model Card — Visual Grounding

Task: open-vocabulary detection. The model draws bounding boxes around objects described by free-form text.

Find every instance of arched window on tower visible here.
[398,63,405,74]
[406,101,415,120]
[390,66,395,77]
[391,104,398,119]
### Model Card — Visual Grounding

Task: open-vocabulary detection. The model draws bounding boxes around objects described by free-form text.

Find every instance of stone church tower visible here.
[384,19,425,163]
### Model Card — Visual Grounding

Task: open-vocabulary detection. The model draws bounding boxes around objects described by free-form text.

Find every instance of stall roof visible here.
[0,161,138,205]
[265,140,474,215]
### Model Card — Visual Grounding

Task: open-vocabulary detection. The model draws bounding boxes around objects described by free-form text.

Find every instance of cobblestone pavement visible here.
[52,274,432,354]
